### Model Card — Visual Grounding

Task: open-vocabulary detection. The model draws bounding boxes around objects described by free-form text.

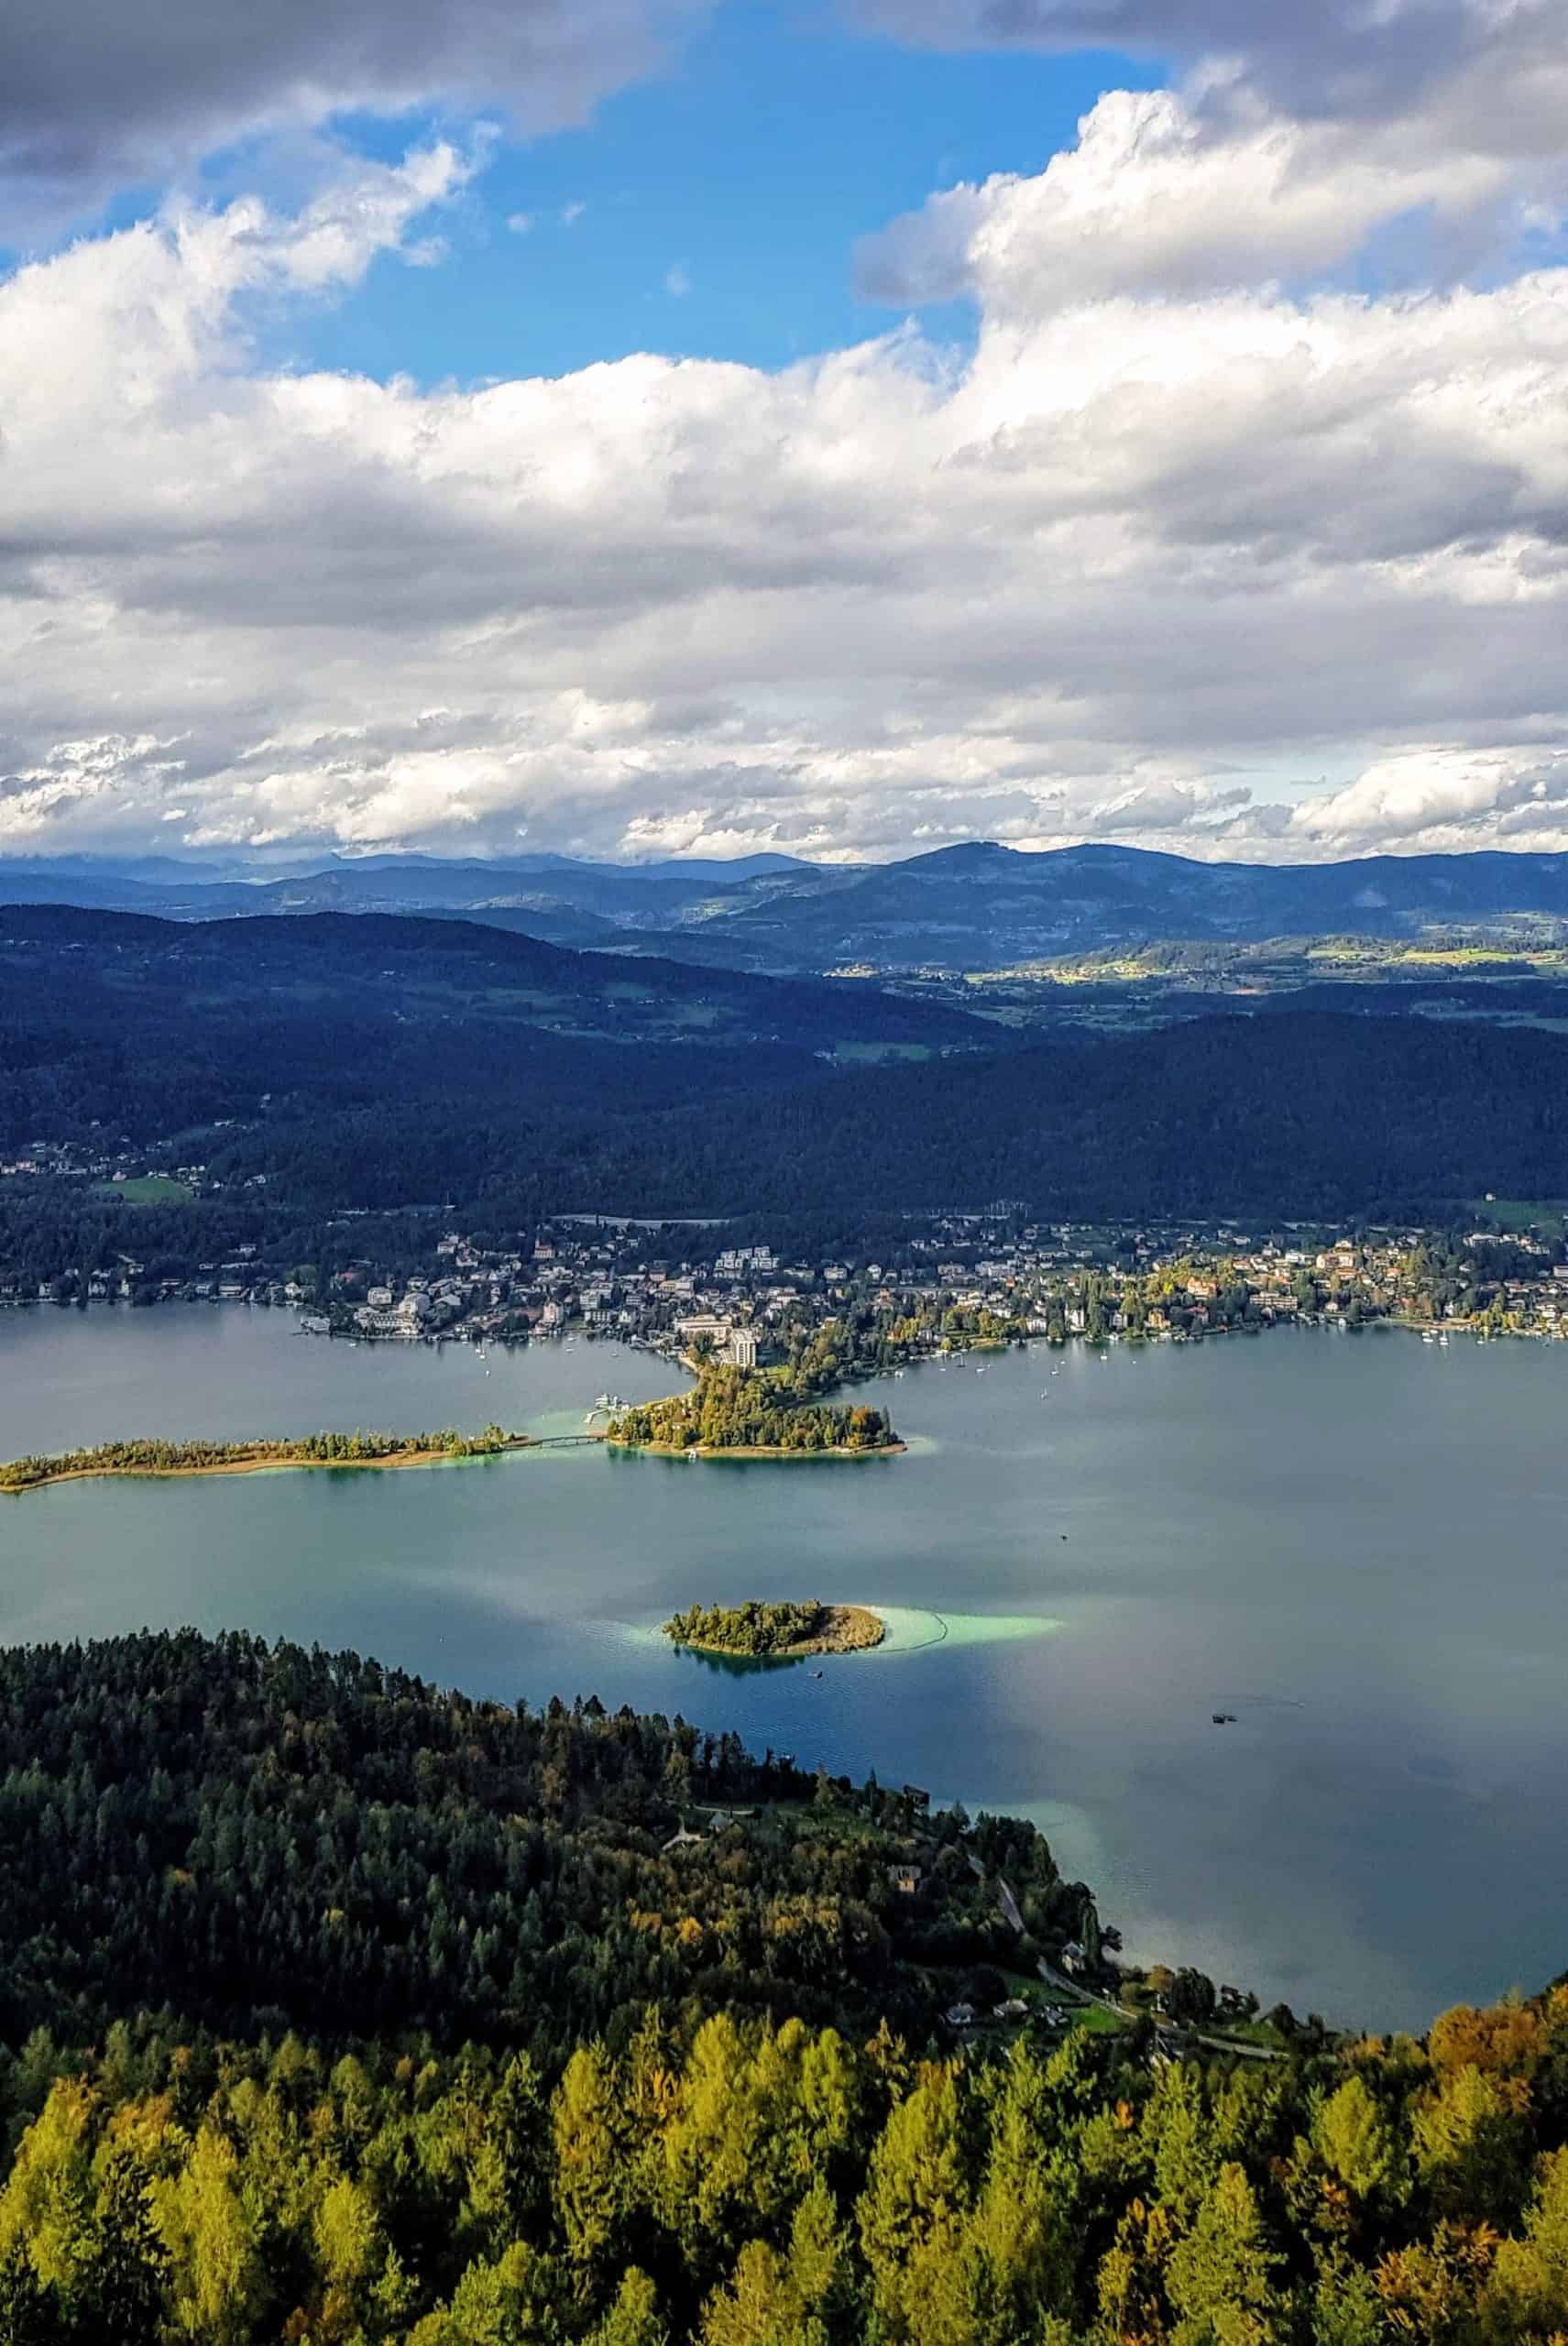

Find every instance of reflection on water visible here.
[3,1305,1568,2029]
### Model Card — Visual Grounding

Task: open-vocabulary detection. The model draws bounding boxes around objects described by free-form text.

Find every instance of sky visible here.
[1,0,1566,868]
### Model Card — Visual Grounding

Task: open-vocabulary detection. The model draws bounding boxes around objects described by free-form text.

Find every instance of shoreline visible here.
[0,1438,533,1497]
[667,1603,886,1660]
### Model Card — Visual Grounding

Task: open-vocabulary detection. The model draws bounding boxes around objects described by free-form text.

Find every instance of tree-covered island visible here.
[0,1423,528,1494]
[607,1364,899,1457]
[663,1599,885,1658]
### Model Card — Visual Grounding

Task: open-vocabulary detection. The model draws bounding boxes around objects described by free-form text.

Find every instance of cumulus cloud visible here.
[1284,748,1568,854]
[857,89,1527,312]
[5,42,1568,867]
[0,0,707,226]
[857,0,1568,318]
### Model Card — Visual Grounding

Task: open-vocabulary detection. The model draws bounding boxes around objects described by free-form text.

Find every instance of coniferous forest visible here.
[0,1633,1564,2342]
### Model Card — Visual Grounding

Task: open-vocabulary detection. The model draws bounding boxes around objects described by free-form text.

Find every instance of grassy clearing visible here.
[1471,1197,1568,1239]
[1064,2001,1128,2036]
[93,1175,193,1205]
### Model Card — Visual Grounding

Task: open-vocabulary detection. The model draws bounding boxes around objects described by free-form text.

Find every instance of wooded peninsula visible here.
[663,1600,886,1658]
[607,1365,899,1458]
[0,1424,528,1494]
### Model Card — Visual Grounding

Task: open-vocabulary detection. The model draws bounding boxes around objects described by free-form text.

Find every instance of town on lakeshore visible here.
[8,1190,1567,1357]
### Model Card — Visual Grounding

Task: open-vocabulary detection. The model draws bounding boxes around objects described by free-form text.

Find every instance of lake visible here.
[2,1304,1565,2032]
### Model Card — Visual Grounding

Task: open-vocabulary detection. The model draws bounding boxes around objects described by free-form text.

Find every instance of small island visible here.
[0,1424,530,1495]
[607,1365,900,1459]
[663,1599,886,1659]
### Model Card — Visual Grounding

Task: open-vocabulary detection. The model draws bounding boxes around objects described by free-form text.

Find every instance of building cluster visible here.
[298,1216,1568,1365]
[6,1196,1568,1348]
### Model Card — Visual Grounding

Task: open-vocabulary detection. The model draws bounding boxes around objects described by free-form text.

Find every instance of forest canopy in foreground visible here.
[0,1635,1566,2341]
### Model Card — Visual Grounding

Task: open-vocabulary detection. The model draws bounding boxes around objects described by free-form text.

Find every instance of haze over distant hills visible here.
[5,842,1568,971]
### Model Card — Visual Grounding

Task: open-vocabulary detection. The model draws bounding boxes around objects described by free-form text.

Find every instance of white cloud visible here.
[4,88,1568,868]
[857,0,1568,323]
[561,199,587,225]
[664,261,691,296]
[857,88,1530,314]
[1284,748,1568,854]
[506,211,534,236]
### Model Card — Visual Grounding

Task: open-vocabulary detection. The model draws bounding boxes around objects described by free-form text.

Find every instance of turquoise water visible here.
[2,1306,1566,2030]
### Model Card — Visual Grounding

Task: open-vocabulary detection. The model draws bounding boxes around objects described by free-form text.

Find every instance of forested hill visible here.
[578,1011,1568,1222]
[4,904,1566,1236]
[3,1633,1568,2343]
[0,901,988,1078]
[0,1629,1051,2057]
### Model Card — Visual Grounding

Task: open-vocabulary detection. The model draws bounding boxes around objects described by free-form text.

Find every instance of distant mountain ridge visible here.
[5,840,1568,968]
[0,901,990,1061]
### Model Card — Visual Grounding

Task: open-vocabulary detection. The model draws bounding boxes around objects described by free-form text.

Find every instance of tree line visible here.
[0,1427,519,1492]
[663,1603,831,1657]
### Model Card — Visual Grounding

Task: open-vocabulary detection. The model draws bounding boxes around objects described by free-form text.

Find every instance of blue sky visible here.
[228,9,1163,384]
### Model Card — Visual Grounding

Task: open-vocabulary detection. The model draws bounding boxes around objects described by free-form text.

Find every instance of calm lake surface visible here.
[3,1306,1566,2032]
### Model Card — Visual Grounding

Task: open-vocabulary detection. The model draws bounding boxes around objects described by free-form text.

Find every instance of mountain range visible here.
[6,842,1568,970]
